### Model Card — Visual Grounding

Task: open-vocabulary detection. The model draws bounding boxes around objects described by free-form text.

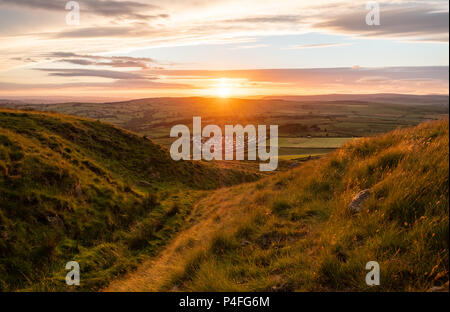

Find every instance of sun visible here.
[216,78,231,98]
[217,86,231,98]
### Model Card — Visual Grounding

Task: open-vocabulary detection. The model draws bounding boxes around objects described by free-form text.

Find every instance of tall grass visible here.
[162,120,449,291]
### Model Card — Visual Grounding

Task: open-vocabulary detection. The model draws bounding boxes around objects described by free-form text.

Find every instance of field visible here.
[1,96,448,160]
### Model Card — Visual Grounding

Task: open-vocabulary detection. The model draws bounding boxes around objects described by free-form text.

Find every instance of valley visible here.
[0,95,448,291]
[2,95,448,161]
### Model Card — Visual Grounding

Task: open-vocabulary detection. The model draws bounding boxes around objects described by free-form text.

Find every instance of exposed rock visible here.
[269,275,293,292]
[427,286,449,292]
[73,182,83,197]
[139,180,152,187]
[348,189,371,213]
[0,231,9,241]
[46,215,64,228]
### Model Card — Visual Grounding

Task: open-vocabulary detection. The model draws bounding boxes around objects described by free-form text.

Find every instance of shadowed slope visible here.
[0,109,257,291]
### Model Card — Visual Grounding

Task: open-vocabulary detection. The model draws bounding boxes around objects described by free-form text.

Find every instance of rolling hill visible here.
[0,108,448,292]
[0,109,257,291]
[106,119,449,292]
[2,96,447,160]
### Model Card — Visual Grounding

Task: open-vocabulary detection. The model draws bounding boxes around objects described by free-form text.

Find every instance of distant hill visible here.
[264,94,449,105]
[1,94,448,106]
[0,109,257,291]
[106,119,449,292]
[1,96,447,145]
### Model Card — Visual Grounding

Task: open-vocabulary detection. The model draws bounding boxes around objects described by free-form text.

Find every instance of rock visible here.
[0,231,9,241]
[427,286,448,292]
[139,180,152,187]
[348,189,371,213]
[46,215,64,228]
[73,182,83,197]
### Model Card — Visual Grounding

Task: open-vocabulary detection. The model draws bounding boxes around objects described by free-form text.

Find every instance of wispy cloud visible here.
[34,68,148,80]
[283,43,351,50]
[45,52,160,69]
[0,79,192,91]
[315,5,449,42]
[0,0,165,20]
[230,44,269,50]
[2,0,447,43]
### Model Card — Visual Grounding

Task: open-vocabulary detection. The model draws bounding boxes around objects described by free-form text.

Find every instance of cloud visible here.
[1,66,447,96]
[2,0,447,46]
[0,66,449,98]
[230,44,269,50]
[34,68,147,80]
[0,0,448,98]
[315,5,449,42]
[355,76,393,84]
[51,26,145,38]
[45,52,159,69]
[0,0,165,20]
[283,43,351,50]
[0,79,191,91]
[11,57,38,62]
[152,66,449,89]
[222,15,304,25]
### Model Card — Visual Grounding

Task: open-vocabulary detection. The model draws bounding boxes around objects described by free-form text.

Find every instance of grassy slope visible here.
[106,119,449,291]
[0,109,257,291]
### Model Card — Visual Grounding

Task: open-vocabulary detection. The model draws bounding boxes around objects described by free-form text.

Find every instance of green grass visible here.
[0,109,258,291]
[278,137,354,148]
[278,147,335,156]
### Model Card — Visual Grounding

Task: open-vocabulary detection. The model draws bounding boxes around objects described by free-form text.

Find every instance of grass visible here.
[1,106,448,292]
[106,119,449,292]
[0,109,258,291]
[278,137,354,148]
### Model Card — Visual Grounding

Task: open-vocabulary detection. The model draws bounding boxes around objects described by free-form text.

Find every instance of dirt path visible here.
[104,184,251,291]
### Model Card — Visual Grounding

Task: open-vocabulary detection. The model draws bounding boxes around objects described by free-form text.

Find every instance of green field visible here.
[2,96,447,164]
[278,137,354,148]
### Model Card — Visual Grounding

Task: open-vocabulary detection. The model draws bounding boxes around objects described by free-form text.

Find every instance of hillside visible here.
[106,119,449,292]
[0,109,257,291]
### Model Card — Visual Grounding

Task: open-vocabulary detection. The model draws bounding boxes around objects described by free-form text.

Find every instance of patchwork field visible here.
[1,96,448,161]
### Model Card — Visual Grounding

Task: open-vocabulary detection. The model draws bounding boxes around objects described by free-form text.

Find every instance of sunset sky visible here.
[0,0,448,100]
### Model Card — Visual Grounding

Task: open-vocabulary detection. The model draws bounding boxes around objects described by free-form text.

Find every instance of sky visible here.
[0,0,448,100]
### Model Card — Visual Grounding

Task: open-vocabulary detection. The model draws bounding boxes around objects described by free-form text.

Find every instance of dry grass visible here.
[105,119,449,292]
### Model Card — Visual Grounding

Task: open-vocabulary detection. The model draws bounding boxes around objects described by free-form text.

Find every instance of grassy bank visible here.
[0,109,257,291]
[107,119,449,291]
